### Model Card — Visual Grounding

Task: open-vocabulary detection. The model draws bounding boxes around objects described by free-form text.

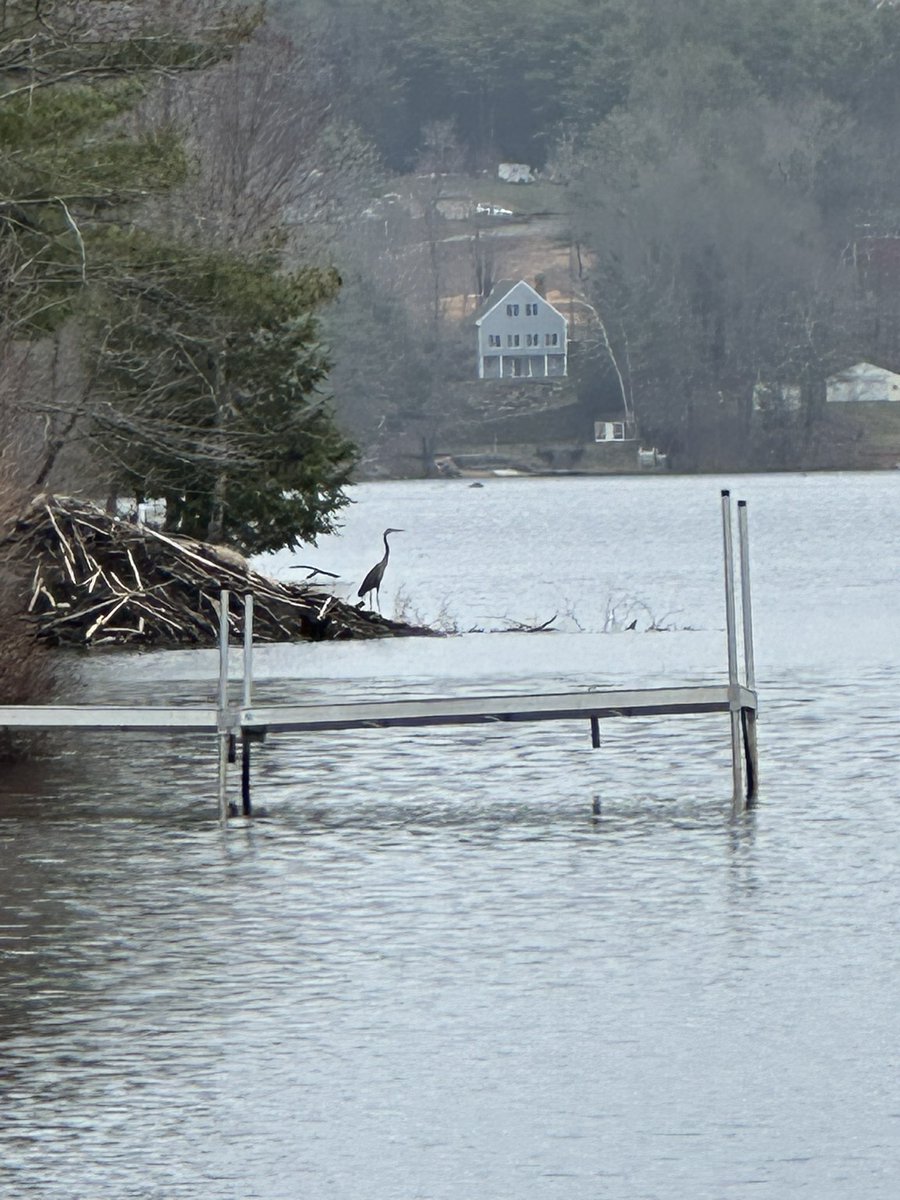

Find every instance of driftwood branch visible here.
[494,614,558,633]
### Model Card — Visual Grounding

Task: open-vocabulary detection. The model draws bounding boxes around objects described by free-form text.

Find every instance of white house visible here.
[474,280,568,380]
[826,362,900,404]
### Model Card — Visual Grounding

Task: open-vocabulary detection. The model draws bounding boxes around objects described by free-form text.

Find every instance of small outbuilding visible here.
[594,418,635,443]
[826,362,900,404]
[498,162,534,183]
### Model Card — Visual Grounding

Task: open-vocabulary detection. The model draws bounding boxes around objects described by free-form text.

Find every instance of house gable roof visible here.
[472,279,567,327]
[827,361,900,383]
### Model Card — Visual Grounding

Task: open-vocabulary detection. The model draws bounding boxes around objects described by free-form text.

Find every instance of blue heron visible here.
[358,528,403,610]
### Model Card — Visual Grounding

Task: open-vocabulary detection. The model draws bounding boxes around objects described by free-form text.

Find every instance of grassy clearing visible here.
[469,177,568,216]
[825,403,900,467]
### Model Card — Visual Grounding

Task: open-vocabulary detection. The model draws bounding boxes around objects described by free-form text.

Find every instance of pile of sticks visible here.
[3,495,436,648]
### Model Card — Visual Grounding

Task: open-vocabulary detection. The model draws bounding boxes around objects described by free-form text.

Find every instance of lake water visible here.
[1,472,899,1199]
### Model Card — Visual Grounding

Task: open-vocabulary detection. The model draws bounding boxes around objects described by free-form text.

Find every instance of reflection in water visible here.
[2,473,900,1199]
[725,807,761,906]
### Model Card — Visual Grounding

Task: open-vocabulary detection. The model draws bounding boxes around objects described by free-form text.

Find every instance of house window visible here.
[544,332,559,346]
[506,303,519,316]
[488,334,501,347]
[507,334,520,347]
[525,302,539,316]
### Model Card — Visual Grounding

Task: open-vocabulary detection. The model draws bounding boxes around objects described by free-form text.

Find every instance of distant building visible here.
[826,362,900,403]
[498,162,534,183]
[473,280,568,380]
[594,419,635,443]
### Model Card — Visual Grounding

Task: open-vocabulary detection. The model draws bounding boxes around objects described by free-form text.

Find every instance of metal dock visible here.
[0,492,759,821]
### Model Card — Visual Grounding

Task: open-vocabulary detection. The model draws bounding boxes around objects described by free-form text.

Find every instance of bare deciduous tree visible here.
[165,25,377,256]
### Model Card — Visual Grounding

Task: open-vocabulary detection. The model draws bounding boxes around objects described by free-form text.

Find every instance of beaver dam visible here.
[5,496,437,648]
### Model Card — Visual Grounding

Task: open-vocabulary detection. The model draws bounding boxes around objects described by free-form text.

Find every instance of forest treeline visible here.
[279,0,900,470]
[281,0,900,175]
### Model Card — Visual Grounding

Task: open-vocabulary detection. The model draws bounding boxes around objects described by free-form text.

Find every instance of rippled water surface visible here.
[2,473,899,1199]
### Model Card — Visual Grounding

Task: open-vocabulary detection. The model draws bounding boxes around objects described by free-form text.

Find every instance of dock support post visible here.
[241,593,254,817]
[241,740,251,815]
[590,716,601,748]
[217,589,231,824]
[737,501,759,802]
[721,491,744,814]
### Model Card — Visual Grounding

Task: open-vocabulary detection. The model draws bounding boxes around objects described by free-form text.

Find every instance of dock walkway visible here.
[1,492,759,821]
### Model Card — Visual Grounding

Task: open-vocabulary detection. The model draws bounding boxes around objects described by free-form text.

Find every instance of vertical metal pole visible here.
[242,593,254,709]
[736,502,756,692]
[241,593,254,817]
[590,716,601,748]
[218,590,230,720]
[217,589,230,824]
[737,501,759,801]
[721,491,744,812]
